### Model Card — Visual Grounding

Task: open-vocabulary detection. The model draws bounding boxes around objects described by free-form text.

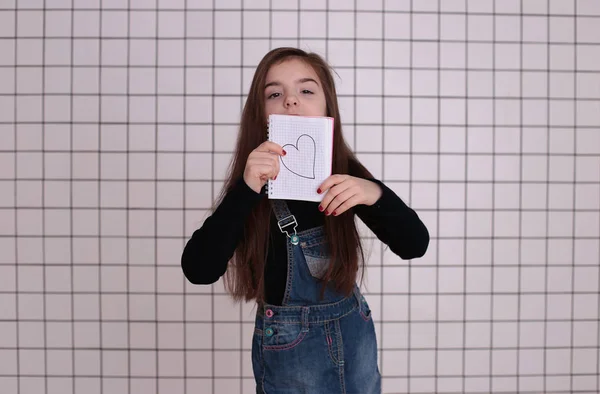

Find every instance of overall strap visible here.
[270,199,292,221]
[270,200,300,245]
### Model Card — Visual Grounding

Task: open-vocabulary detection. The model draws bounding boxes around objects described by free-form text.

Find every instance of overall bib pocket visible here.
[299,235,331,279]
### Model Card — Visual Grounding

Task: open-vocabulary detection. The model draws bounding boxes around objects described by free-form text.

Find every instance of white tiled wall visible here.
[1,1,599,393]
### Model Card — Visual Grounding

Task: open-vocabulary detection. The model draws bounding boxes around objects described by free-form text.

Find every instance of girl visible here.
[181,47,429,393]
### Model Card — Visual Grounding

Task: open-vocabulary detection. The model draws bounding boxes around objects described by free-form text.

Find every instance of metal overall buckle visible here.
[277,215,299,245]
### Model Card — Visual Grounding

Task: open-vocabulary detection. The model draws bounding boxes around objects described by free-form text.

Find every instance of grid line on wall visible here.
[406,0,413,390]
[97,1,104,392]
[516,1,523,392]
[238,0,244,391]
[6,37,600,47]
[4,65,600,74]
[5,6,600,17]
[12,3,20,394]
[69,1,76,393]
[489,1,496,390]
[461,1,469,391]
[125,0,132,392]
[379,0,385,382]
[543,2,550,390]
[181,0,188,392]
[153,0,160,392]
[41,1,48,393]
[210,1,216,392]
[570,2,576,392]
[434,0,441,392]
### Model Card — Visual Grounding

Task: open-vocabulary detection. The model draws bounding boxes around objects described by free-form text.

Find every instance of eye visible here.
[267,92,281,99]
[301,89,314,94]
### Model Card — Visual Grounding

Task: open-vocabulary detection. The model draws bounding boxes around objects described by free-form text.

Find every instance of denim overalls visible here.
[252,200,381,393]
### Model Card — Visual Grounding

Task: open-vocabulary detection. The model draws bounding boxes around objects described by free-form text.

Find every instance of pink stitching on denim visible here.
[360,308,371,322]
[263,329,308,352]
[325,323,339,365]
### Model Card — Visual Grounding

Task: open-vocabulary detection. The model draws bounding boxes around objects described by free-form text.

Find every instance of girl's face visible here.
[263,58,327,119]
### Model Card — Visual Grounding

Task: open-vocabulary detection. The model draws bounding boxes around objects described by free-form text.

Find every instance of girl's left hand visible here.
[317,175,382,216]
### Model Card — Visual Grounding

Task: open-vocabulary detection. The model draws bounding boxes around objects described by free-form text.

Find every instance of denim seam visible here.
[335,319,346,394]
[325,321,339,366]
[259,329,266,394]
[264,290,358,312]
[266,306,357,325]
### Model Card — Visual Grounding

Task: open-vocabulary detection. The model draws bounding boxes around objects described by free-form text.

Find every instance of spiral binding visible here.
[265,117,273,197]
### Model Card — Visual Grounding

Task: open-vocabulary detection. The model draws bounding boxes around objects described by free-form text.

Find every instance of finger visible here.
[274,150,280,177]
[257,141,286,156]
[319,180,353,213]
[250,150,281,167]
[322,187,356,215]
[249,153,280,169]
[331,194,363,216]
[317,174,348,195]
[251,164,279,180]
[250,149,283,178]
[317,174,338,194]
[247,156,278,167]
[268,155,280,179]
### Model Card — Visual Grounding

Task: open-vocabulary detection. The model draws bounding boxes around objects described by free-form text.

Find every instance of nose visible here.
[284,95,298,107]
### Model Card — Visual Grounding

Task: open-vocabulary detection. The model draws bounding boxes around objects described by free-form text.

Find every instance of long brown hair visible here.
[217,47,373,303]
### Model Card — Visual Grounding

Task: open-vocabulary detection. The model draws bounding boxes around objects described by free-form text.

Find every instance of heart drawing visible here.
[281,134,316,179]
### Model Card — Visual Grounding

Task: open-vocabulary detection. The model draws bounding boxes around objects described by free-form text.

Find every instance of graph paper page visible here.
[267,114,334,202]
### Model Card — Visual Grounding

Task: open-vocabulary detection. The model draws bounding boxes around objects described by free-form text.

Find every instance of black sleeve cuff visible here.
[220,177,265,215]
[355,178,409,215]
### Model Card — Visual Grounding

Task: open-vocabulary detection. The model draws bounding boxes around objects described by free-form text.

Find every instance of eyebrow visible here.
[264,77,319,89]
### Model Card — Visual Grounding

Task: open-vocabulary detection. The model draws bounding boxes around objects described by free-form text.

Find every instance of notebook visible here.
[266,114,334,202]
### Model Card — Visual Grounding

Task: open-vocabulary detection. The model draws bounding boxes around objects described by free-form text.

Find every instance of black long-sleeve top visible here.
[181,175,429,305]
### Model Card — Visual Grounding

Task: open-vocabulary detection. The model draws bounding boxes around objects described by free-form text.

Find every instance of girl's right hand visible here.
[243,141,286,193]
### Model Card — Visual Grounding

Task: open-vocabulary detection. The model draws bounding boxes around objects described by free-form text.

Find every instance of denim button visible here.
[265,309,274,318]
[265,327,274,337]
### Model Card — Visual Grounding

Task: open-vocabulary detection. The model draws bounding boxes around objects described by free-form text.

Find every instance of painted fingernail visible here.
[317,188,321,194]
[273,176,277,180]
[324,210,329,215]
[318,205,323,211]
[282,149,286,155]
[332,211,337,216]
